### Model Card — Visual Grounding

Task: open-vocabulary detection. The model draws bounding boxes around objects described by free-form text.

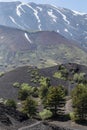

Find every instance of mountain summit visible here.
[0,2,87,49]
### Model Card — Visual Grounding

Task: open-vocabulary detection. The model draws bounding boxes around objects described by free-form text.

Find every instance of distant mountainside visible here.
[0,1,87,49]
[0,25,87,72]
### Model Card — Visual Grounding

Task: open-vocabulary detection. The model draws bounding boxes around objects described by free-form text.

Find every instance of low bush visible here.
[5,99,17,109]
[18,83,32,100]
[13,82,20,88]
[73,73,85,83]
[69,112,75,121]
[39,109,52,120]
[0,72,4,77]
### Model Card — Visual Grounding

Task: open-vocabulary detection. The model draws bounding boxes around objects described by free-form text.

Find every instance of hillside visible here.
[0,63,87,130]
[0,25,87,72]
[0,63,87,100]
[0,2,87,130]
[0,2,87,49]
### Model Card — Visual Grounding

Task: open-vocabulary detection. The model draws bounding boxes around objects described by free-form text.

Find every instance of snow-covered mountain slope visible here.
[0,1,87,49]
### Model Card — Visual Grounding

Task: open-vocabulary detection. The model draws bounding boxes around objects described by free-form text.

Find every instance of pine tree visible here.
[39,77,50,104]
[45,86,65,116]
[22,97,37,117]
[72,84,87,121]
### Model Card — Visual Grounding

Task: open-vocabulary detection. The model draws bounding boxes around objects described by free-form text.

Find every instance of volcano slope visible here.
[0,25,87,72]
[0,1,87,50]
[0,63,87,100]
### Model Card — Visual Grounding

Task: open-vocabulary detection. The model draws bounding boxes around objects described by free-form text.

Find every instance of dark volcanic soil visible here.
[0,63,87,100]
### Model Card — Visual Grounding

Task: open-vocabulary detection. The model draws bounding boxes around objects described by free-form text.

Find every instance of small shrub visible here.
[18,89,29,100]
[21,83,32,91]
[39,85,48,99]
[70,112,80,122]
[5,99,17,109]
[13,82,20,88]
[39,76,47,86]
[53,72,62,79]
[53,71,68,80]
[73,73,85,83]
[58,65,65,70]
[18,83,33,100]
[39,109,52,120]
[69,112,75,121]
[32,87,39,97]
[0,72,4,77]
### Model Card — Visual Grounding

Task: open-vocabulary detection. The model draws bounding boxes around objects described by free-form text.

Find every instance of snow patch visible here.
[16,3,42,30]
[76,24,79,26]
[53,7,70,25]
[38,24,42,30]
[9,16,16,24]
[64,28,68,32]
[36,6,42,11]
[84,31,87,34]
[59,11,70,24]
[16,2,25,17]
[9,16,22,28]
[57,30,60,33]
[64,28,72,36]
[24,3,41,30]
[0,36,4,40]
[72,10,86,16]
[48,9,57,22]
[24,33,32,44]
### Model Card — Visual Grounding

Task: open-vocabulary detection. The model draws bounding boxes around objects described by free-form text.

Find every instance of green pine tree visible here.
[72,84,87,121]
[22,97,37,117]
[45,86,65,116]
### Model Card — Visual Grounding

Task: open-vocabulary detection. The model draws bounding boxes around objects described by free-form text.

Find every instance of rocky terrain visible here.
[0,103,32,130]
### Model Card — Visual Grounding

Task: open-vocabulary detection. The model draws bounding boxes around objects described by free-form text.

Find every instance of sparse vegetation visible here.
[5,99,17,109]
[39,77,50,87]
[53,67,68,80]
[73,73,86,83]
[30,69,40,84]
[0,63,87,130]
